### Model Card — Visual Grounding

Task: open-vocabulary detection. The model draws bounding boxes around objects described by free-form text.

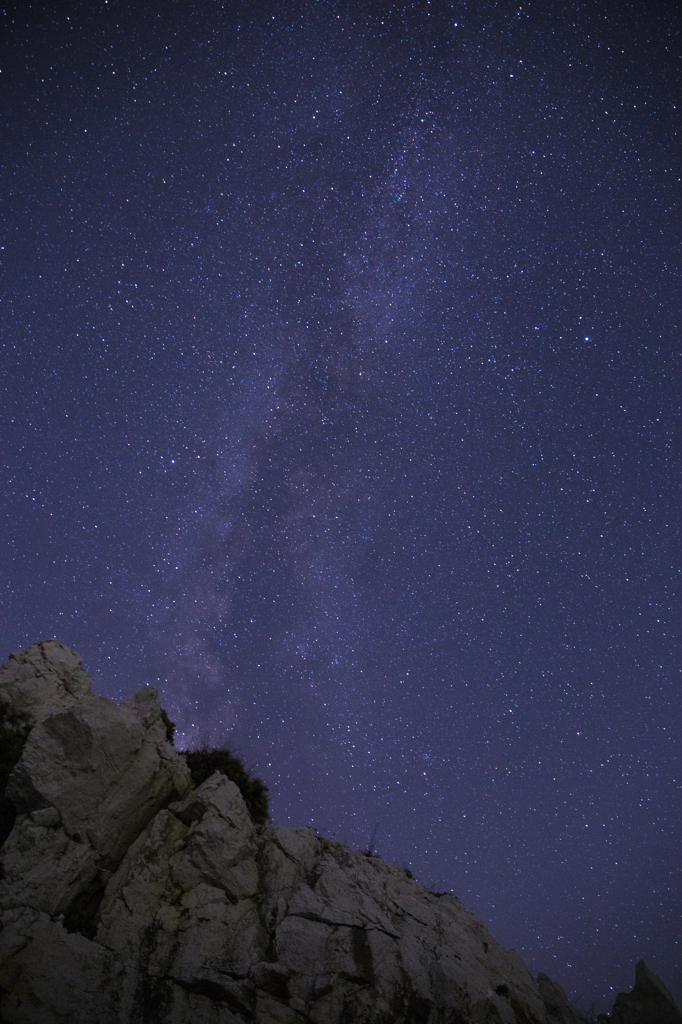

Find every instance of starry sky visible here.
[1,0,680,1012]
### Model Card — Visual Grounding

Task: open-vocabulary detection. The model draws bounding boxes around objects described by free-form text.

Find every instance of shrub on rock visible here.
[181,746,269,824]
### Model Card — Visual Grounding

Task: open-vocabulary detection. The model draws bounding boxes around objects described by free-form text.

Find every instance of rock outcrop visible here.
[537,974,587,1024]
[0,639,94,728]
[0,641,192,942]
[610,960,682,1024]
[0,640,674,1024]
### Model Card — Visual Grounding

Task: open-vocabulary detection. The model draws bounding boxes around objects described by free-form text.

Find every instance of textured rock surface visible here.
[610,960,682,1024]
[0,641,192,937]
[0,639,94,727]
[2,640,665,1024]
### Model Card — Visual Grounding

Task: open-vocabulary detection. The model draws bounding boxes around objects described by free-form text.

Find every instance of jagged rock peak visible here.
[610,960,682,1024]
[0,638,94,727]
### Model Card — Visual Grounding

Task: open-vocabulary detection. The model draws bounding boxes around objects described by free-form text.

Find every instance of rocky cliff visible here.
[0,641,679,1024]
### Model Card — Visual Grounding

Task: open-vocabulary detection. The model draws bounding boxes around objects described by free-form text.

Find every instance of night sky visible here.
[2,0,680,1012]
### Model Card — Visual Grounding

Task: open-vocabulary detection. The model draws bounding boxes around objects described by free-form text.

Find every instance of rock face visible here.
[0,639,94,727]
[537,974,587,1024]
[0,640,654,1024]
[610,960,682,1024]
[0,641,192,940]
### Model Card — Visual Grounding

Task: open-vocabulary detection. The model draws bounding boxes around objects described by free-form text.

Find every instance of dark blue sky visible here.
[2,0,680,1011]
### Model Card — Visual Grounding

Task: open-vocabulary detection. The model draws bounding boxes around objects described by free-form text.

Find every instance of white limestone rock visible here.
[0,640,93,728]
[0,640,611,1024]
[0,640,192,1005]
[5,670,191,866]
[98,773,547,1023]
[169,772,260,897]
[0,814,98,917]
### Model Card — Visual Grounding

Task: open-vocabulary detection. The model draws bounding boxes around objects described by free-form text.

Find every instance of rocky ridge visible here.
[0,641,679,1024]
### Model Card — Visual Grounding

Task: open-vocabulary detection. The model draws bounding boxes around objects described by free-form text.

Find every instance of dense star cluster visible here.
[1,0,679,1012]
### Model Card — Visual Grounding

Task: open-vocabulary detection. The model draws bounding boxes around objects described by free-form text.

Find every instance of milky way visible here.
[2,1,680,1010]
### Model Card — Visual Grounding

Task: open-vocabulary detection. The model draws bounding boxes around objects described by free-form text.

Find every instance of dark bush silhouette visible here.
[181,747,269,825]
[363,822,379,857]
[160,708,176,744]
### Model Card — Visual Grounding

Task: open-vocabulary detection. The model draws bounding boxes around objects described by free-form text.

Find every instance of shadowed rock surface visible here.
[0,641,675,1024]
[610,960,682,1024]
[537,974,587,1024]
